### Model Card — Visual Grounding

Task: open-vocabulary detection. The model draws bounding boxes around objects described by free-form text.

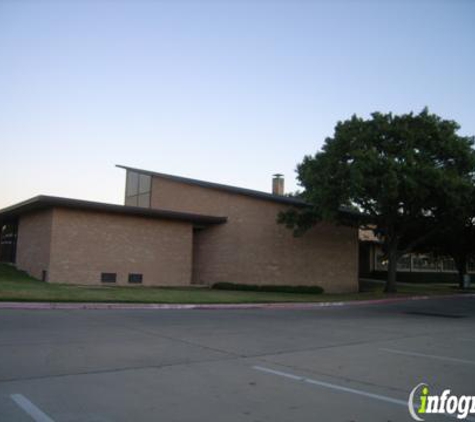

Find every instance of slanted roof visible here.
[116,165,365,225]
[116,164,307,207]
[0,196,227,226]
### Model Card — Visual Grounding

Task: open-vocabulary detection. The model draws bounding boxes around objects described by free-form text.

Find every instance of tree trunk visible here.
[385,238,399,293]
[454,255,468,289]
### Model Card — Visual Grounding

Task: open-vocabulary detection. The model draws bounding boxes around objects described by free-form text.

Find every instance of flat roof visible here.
[0,196,227,225]
[116,164,308,207]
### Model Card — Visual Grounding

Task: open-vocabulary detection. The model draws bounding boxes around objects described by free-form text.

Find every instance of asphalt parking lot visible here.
[0,296,474,422]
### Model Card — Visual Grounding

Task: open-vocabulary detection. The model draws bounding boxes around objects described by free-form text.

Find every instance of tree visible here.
[411,185,475,288]
[279,109,475,292]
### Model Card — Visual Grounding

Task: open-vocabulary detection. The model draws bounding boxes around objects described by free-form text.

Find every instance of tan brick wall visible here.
[16,210,53,280]
[150,177,359,293]
[48,208,193,286]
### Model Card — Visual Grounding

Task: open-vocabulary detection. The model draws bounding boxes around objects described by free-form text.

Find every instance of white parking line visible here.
[380,348,475,365]
[252,365,475,421]
[10,394,55,422]
[253,365,407,405]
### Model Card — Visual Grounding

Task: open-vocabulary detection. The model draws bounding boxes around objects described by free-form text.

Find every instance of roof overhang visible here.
[0,196,228,226]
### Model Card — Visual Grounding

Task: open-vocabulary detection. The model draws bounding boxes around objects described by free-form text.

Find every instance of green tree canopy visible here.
[409,183,475,287]
[279,109,475,292]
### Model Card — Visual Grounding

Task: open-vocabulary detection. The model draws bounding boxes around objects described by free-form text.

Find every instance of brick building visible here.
[0,166,359,293]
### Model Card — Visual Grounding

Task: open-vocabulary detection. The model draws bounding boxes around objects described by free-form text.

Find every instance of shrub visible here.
[212,282,324,294]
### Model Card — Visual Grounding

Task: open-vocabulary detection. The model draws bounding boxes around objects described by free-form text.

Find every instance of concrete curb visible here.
[0,293,474,310]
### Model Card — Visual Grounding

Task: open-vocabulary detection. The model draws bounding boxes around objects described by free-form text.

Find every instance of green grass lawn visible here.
[0,264,469,304]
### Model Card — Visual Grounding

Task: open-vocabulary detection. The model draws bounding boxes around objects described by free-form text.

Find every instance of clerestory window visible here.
[125,171,151,208]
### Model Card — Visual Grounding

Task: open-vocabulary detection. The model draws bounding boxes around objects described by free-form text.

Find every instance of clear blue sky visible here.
[1,0,474,208]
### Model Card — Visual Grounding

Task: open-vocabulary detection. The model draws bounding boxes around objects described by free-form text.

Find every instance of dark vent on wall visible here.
[101,273,117,283]
[128,273,143,284]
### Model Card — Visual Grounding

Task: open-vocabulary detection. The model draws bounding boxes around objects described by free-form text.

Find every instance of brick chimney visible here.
[272,174,284,195]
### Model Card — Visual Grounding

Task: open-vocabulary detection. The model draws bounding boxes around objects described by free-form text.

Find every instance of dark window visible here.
[101,273,117,283]
[128,273,143,284]
[41,270,47,282]
[0,222,18,264]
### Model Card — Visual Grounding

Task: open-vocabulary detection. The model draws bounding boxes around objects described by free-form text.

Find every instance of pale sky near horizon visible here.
[1,0,474,209]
